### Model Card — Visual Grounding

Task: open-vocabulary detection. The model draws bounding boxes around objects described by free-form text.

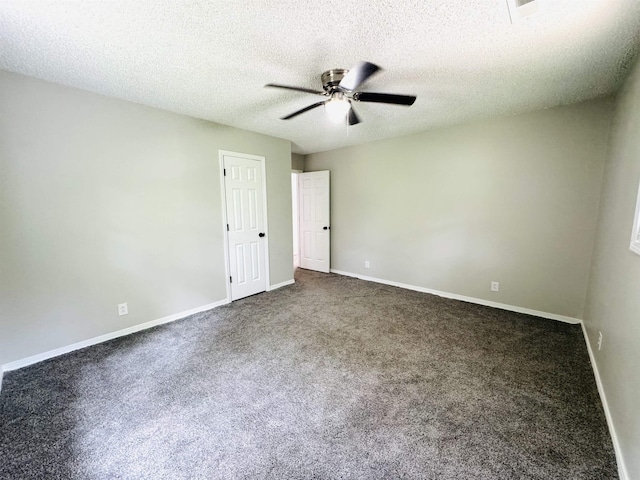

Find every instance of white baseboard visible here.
[2,280,294,373]
[330,269,581,324]
[268,278,295,291]
[581,323,628,480]
[0,366,3,394]
[2,298,230,372]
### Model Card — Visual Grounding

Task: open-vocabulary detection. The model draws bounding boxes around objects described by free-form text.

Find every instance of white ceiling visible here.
[1,1,639,154]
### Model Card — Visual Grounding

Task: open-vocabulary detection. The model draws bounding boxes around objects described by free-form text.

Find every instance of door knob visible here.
[258,232,265,237]
[323,226,330,230]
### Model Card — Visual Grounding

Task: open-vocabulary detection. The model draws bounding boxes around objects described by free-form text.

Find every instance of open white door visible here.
[222,152,268,300]
[299,171,330,273]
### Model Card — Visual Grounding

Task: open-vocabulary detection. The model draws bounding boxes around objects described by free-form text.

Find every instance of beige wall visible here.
[306,99,613,319]
[584,55,640,479]
[291,153,305,171]
[0,71,293,365]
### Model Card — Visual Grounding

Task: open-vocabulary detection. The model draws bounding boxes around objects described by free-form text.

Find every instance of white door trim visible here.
[219,150,270,300]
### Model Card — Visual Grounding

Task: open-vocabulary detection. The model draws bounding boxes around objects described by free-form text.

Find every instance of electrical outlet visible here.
[364,260,370,269]
[491,281,500,292]
[597,331,603,351]
[118,303,128,316]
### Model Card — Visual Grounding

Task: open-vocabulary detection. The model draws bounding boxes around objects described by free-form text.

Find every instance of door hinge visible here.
[230,276,232,283]
[223,168,226,176]
[227,224,229,231]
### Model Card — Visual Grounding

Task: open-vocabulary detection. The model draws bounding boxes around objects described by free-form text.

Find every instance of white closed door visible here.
[223,154,267,300]
[299,171,330,273]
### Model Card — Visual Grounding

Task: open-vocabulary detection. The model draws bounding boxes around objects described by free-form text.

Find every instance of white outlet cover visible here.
[118,303,128,315]
[491,282,500,292]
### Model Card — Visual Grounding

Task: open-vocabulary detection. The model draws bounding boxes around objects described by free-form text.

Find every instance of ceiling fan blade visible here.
[348,106,361,126]
[281,101,326,120]
[339,61,380,91]
[265,83,325,95]
[354,92,416,106]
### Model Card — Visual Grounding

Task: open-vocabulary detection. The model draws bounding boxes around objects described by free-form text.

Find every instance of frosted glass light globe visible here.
[325,97,350,123]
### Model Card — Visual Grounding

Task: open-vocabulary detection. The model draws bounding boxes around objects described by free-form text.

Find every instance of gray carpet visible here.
[0,269,618,479]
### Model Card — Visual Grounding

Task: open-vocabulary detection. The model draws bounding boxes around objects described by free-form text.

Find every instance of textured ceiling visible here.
[1,1,639,154]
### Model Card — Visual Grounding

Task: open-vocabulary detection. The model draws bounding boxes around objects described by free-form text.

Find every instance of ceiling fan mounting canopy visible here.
[321,69,348,92]
[265,61,416,126]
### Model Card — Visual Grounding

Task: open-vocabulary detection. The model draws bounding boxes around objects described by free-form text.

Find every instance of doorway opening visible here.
[294,170,331,273]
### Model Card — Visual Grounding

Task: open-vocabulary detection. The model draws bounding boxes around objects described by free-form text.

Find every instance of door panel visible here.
[224,154,267,300]
[250,241,260,280]
[299,171,330,273]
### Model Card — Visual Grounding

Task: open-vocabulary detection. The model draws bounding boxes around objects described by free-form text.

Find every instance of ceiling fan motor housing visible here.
[265,61,416,124]
[321,69,348,92]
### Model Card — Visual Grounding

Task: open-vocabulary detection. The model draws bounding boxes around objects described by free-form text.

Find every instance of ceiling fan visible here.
[265,61,416,125]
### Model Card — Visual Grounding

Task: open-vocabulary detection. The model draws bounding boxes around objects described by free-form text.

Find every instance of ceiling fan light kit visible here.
[265,61,417,126]
[324,93,351,123]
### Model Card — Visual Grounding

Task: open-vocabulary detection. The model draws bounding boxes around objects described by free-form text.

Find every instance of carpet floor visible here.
[0,269,618,479]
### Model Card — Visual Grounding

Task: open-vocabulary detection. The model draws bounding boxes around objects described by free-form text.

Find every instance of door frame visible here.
[291,169,302,269]
[219,150,270,302]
